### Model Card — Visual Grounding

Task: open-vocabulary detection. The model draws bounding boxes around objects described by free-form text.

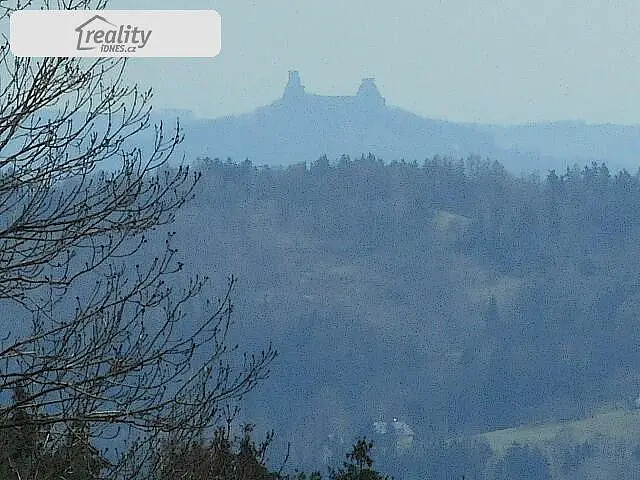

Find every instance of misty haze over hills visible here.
[13,68,640,478]
[153,71,640,174]
[161,155,640,479]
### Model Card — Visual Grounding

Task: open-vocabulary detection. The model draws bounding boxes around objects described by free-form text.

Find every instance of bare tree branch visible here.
[0,1,276,478]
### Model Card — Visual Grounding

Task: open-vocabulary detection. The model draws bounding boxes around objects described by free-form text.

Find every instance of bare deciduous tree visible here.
[0,1,275,478]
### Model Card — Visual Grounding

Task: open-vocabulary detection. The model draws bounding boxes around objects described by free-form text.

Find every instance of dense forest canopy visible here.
[158,153,640,478]
[5,142,640,478]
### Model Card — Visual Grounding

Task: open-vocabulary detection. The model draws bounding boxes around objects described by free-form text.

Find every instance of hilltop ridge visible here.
[175,71,497,166]
[155,71,640,173]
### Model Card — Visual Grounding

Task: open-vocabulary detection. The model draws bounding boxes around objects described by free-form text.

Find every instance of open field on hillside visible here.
[478,408,640,456]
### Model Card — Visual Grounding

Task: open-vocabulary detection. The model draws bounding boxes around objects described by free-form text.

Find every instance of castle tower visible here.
[356,78,385,107]
[283,70,305,100]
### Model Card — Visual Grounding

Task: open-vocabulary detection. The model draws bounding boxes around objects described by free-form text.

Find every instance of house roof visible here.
[392,420,415,436]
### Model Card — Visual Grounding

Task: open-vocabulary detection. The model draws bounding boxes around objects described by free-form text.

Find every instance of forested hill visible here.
[149,72,640,175]
[153,104,640,175]
[166,101,499,169]
[164,154,640,478]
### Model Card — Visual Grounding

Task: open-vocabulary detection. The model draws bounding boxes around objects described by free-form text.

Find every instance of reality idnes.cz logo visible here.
[75,14,151,53]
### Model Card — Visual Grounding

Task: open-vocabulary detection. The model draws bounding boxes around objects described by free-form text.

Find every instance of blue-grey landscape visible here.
[3,1,640,479]
[157,72,640,176]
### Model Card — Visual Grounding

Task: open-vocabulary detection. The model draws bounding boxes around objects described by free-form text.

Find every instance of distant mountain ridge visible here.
[154,72,640,173]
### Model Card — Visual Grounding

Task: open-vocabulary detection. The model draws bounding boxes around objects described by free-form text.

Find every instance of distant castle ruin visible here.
[280,70,386,108]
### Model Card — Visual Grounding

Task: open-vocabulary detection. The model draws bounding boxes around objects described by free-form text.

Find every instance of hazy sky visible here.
[108,0,640,125]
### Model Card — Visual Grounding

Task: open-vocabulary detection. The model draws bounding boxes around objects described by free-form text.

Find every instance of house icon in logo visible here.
[75,15,117,50]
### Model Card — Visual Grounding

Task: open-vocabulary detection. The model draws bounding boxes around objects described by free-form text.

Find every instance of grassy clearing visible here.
[478,408,640,456]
